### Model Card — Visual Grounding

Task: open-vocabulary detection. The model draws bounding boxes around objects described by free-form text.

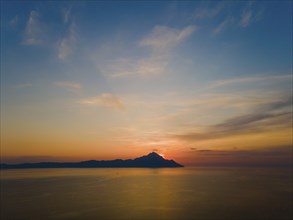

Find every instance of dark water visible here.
[1,168,292,219]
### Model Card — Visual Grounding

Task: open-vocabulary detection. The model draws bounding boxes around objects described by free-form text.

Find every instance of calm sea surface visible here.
[1,167,292,219]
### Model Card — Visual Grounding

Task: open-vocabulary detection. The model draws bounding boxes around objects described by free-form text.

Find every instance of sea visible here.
[1,167,292,219]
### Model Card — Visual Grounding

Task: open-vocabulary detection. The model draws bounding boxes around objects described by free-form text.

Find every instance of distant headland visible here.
[0,152,184,169]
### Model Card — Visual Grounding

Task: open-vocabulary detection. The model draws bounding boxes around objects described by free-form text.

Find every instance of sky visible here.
[1,1,292,166]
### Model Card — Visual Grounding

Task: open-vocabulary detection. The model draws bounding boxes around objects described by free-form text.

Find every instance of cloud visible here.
[194,2,226,19]
[54,81,81,91]
[257,96,292,112]
[139,25,197,51]
[22,8,77,59]
[190,145,292,159]
[80,93,124,110]
[215,111,290,131]
[193,2,263,32]
[209,74,292,89]
[187,145,292,167]
[107,55,168,78]
[57,22,77,61]
[9,15,19,28]
[240,2,264,28]
[174,96,292,141]
[240,10,252,27]
[23,10,45,46]
[197,149,213,152]
[101,25,196,77]
[213,16,234,34]
[176,112,291,141]
[63,6,72,24]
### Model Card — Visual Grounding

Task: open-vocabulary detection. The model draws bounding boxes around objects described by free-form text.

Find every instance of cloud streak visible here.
[213,16,234,34]
[57,22,77,61]
[62,6,72,24]
[194,1,264,33]
[22,8,77,60]
[98,25,196,78]
[9,16,19,28]
[194,2,226,19]
[190,145,292,158]
[54,81,82,91]
[23,10,45,46]
[174,96,292,141]
[240,10,252,27]
[108,57,168,78]
[80,93,124,110]
[240,2,264,28]
[188,145,292,167]
[209,74,292,89]
[139,25,196,51]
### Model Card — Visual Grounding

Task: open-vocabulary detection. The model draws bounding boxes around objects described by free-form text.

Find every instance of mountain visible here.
[0,152,184,169]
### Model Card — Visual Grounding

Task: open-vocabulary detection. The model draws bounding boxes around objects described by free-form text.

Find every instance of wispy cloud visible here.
[190,145,292,158]
[9,15,19,28]
[54,81,81,91]
[56,6,77,61]
[101,25,196,77]
[190,145,292,160]
[175,112,291,141]
[187,145,292,167]
[240,2,264,28]
[22,7,77,60]
[209,74,292,89]
[174,96,292,141]
[23,10,45,46]
[194,2,226,19]
[139,25,196,51]
[257,96,292,112]
[108,57,168,78]
[57,22,77,61]
[193,2,264,33]
[62,6,72,24]
[213,16,234,34]
[240,10,252,27]
[80,93,124,110]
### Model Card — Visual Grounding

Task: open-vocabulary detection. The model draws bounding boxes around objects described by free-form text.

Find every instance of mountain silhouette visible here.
[0,152,183,169]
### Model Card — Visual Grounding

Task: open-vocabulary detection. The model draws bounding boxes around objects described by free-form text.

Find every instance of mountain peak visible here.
[147,152,162,158]
[135,152,164,161]
[132,152,183,167]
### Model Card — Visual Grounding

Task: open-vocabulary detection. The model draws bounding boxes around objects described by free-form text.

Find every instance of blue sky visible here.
[1,1,292,165]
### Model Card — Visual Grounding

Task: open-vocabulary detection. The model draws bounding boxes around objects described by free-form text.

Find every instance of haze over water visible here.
[1,167,292,220]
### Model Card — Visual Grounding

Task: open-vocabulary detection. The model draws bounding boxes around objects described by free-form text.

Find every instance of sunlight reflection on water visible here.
[1,168,292,219]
